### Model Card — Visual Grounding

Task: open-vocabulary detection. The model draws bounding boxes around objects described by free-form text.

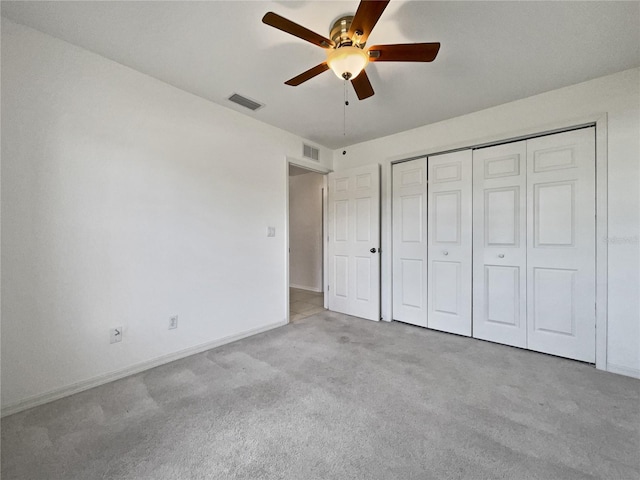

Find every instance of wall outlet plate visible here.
[110,327,123,344]
[169,315,178,330]
[267,226,276,237]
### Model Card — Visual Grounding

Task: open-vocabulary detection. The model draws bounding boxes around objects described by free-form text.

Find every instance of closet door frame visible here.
[387,114,608,371]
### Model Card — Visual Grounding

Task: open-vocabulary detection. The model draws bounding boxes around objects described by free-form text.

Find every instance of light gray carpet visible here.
[2,312,639,479]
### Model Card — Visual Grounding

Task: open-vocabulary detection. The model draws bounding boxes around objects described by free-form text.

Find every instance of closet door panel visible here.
[427,150,472,336]
[526,128,596,362]
[473,141,527,347]
[485,265,521,326]
[392,158,428,326]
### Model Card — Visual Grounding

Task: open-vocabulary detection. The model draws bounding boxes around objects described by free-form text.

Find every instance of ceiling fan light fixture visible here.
[327,46,369,80]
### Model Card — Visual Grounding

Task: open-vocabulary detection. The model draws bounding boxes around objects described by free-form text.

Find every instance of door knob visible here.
[443,250,449,256]
[370,248,377,253]
[498,254,505,258]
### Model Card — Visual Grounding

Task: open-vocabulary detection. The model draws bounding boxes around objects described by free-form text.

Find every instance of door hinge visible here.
[327,285,330,291]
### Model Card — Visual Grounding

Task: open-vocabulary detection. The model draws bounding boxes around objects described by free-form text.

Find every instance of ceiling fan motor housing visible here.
[330,15,363,48]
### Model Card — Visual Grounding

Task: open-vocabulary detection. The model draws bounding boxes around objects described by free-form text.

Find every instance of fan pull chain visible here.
[343,80,349,137]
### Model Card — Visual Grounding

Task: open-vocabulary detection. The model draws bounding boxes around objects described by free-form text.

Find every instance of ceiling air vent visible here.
[227,93,264,111]
[303,143,320,161]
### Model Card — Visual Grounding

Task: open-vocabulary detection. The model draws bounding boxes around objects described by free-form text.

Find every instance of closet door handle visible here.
[498,254,505,258]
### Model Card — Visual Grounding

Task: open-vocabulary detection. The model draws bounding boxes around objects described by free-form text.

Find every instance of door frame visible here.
[387,114,608,370]
[285,156,331,323]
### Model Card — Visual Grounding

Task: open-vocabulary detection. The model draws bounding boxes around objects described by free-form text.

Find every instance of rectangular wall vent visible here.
[303,144,320,161]
[227,93,264,111]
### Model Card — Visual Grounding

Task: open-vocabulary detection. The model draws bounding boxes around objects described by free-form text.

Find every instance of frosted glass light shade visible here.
[327,46,369,80]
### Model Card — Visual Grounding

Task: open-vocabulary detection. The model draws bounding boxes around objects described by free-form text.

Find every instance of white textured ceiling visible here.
[2,1,639,149]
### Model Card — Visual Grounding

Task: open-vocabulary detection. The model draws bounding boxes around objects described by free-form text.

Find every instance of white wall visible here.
[289,172,324,292]
[334,68,640,378]
[0,19,333,412]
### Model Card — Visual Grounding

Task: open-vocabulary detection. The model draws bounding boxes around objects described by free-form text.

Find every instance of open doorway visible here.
[288,164,326,322]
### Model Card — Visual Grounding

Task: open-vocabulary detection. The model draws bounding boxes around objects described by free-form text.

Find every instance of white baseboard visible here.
[289,283,323,293]
[1,319,288,418]
[606,363,640,380]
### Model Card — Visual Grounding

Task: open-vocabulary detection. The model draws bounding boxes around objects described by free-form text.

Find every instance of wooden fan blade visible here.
[351,70,375,100]
[285,63,330,86]
[348,0,390,44]
[263,12,335,49]
[368,43,441,62]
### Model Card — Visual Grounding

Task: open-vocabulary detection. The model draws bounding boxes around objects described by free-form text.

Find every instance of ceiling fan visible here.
[262,0,440,100]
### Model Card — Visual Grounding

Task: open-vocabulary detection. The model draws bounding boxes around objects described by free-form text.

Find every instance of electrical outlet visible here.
[169,315,178,330]
[110,327,123,344]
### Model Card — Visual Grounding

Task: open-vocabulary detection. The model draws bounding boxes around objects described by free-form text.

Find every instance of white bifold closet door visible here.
[473,141,528,348]
[472,128,596,362]
[392,158,428,327]
[526,128,596,362]
[427,150,472,336]
[328,164,381,321]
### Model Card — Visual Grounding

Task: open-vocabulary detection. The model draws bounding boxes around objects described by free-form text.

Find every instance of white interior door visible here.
[472,141,527,348]
[392,158,428,327]
[328,164,380,321]
[427,150,472,336]
[526,128,596,362]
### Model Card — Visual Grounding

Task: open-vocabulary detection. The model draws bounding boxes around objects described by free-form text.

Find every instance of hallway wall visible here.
[289,172,324,292]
